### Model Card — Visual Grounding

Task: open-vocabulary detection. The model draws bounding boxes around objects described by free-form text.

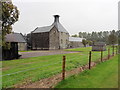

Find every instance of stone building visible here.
[30,15,69,50]
[2,33,27,60]
[5,33,27,51]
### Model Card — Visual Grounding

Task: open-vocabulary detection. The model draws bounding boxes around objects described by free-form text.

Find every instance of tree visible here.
[88,40,93,46]
[82,39,88,47]
[1,0,19,48]
[78,32,82,38]
[108,30,117,45]
[71,34,78,37]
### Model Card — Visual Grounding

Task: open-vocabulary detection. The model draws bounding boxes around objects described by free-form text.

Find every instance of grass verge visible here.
[55,55,118,88]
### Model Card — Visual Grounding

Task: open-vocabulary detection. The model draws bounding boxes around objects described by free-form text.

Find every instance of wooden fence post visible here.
[89,51,91,69]
[108,48,110,59]
[116,46,118,55]
[112,45,114,56]
[101,47,103,62]
[62,56,66,80]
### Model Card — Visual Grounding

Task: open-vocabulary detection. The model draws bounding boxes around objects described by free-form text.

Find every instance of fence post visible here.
[108,48,110,59]
[62,56,66,80]
[112,45,114,56]
[89,51,91,69]
[116,46,118,55]
[101,47,103,62]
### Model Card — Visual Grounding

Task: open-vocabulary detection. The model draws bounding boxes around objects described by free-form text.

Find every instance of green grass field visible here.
[65,47,92,52]
[1,46,117,88]
[55,55,118,88]
[19,50,32,52]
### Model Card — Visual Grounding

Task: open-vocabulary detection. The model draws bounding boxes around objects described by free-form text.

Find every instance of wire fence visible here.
[1,60,62,77]
[2,46,118,88]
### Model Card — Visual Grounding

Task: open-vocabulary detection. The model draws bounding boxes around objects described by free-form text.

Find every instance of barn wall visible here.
[49,27,59,49]
[31,32,49,50]
[59,32,69,49]
[26,33,32,49]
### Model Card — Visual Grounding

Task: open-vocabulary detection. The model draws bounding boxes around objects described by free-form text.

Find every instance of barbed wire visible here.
[3,57,63,69]
[1,54,83,77]
[2,66,62,84]
[2,68,61,88]
[1,60,62,77]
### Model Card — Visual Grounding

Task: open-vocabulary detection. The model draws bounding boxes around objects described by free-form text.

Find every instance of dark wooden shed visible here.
[92,42,106,51]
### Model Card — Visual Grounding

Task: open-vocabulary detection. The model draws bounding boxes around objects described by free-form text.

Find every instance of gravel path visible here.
[19,50,79,59]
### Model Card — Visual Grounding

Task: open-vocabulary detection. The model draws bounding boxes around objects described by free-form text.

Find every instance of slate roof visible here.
[32,16,68,33]
[32,26,52,33]
[69,37,84,42]
[5,33,26,43]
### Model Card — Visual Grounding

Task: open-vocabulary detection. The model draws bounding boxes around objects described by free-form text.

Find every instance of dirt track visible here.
[19,50,79,59]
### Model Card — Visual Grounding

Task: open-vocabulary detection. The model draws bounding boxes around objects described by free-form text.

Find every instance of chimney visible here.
[54,15,60,23]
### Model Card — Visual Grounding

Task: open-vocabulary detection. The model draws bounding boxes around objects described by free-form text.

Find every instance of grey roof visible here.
[5,33,26,43]
[69,37,84,42]
[32,26,52,33]
[32,20,68,33]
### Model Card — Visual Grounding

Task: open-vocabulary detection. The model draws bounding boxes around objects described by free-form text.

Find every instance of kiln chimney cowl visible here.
[54,15,60,23]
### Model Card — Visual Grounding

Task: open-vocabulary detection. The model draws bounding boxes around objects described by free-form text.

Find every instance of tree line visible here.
[72,30,120,46]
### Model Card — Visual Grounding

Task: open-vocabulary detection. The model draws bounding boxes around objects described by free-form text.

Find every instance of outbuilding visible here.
[2,33,27,60]
[68,37,84,48]
[92,42,106,51]
[5,33,27,51]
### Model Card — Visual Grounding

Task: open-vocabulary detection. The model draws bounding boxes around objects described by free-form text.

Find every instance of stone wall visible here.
[49,26,59,49]
[31,32,49,50]
[59,32,69,49]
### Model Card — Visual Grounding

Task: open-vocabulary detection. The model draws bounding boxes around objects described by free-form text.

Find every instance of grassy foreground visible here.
[1,46,115,88]
[55,55,118,88]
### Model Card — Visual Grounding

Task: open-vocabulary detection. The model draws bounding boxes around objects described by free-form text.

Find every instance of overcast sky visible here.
[12,0,119,35]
